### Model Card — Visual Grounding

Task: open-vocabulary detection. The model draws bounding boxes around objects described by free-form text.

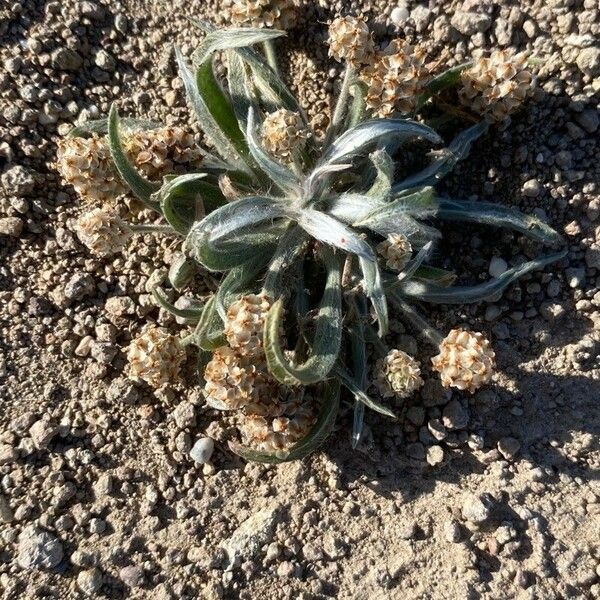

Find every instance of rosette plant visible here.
[58,19,565,463]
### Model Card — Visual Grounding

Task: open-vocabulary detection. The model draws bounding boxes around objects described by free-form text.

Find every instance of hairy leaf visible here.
[168,254,196,290]
[395,250,567,304]
[264,252,343,386]
[107,105,160,207]
[359,256,388,336]
[392,121,488,192]
[435,198,563,245]
[193,295,226,350]
[175,48,246,169]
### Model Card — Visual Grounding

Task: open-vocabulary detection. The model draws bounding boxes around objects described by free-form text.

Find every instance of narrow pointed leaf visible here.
[107,105,160,207]
[262,225,308,298]
[392,121,488,192]
[366,149,394,198]
[436,198,563,245]
[264,253,343,386]
[395,250,567,304]
[193,27,286,65]
[168,254,196,290]
[175,48,245,168]
[193,295,226,350]
[326,193,382,224]
[320,119,442,167]
[333,364,397,419]
[294,208,375,260]
[416,61,472,109]
[359,256,388,336]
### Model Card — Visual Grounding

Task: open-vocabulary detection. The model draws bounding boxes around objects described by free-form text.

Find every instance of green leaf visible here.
[333,364,397,419]
[107,105,160,208]
[193,295,226,350]
[168,254,196,290]
[262,225,308,298]
[358,256,388,337]
[435,199,564,246]
[193,27,286,66]
[395,250,567,304]
[365,149,394,199]
[229,379,341,463]
[264,252,343,386]
[413,265,456,287]
[175,48,246,169]
[196,59,253,164]
[67,117,161,138]
[154,173,227,234]
[151,287,203,323]
[227,50,256,133]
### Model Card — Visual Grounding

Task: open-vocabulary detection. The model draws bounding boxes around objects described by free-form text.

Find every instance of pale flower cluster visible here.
[56,135,127,205]
[127,326,186,389]
[377,233,413,272]
[260,109,308,159]
[228,0,298,30]
[203,294,317,452]
[431,329,495,393]
[459,50,533,122]
[74,208,131,256]
[328,15,374,66]
[374,349,423,399]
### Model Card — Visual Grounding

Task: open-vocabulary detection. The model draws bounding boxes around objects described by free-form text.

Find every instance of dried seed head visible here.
[74,208,131,256]
[328,15,374,66]
[127,326,186,388]
[375,349,424,399]
[377,233,412,271]
[123,127,204,181]
[360,39,429,117]
[431,329,495,393]
[238,398,317,453]
[56,135,127,204]
[203,346,258,410]
[261,109,308,159]
[229,0,298,30]
[224,294,273,358]
[459,50,533,122]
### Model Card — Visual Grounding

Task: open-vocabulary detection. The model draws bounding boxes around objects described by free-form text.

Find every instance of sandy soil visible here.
[0,0,599,598]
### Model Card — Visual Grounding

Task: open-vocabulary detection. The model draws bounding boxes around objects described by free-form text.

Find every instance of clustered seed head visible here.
[229,0,298,30]
[377,233,413,271]
[261,109,308,159]
[123,127,204,181]
[203,346,258,410]
[459,50,533,122]
[56,135,127,204]
[375,349,423,399]
[224,293,273,358]
[74,208,131,256]
[127,326,186,388]
[431,329,495,393]
[237,400,317,453]
[360,39,429,117]
[328,15,374,66]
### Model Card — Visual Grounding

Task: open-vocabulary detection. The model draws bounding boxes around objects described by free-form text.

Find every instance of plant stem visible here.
[130,224,179,235]
[392,296,443,346]
[323,64,355,149]
[262,40,280,77]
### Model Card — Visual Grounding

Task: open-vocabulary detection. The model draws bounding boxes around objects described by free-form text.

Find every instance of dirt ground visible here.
[0,0,599,598]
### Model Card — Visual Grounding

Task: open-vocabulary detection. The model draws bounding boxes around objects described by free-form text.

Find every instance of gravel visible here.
[17,526,64,570]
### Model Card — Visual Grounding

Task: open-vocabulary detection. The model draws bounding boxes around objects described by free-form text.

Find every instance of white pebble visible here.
[190,437,214,464]
[489,256,508,278]
[390,5,409,25]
